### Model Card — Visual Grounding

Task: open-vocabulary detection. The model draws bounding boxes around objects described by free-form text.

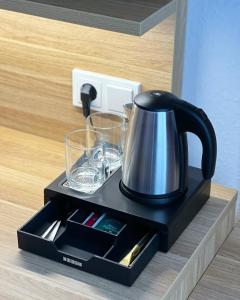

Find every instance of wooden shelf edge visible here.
[140,0,176,35]
[0,0,176,35]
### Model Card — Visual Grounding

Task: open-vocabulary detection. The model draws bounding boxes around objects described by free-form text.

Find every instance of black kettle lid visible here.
[134,90,180,111]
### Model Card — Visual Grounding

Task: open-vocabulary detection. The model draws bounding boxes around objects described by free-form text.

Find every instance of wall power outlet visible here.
[72,69,142,114]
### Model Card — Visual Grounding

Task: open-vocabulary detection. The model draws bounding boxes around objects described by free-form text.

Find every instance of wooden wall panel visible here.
[0,9,175,141]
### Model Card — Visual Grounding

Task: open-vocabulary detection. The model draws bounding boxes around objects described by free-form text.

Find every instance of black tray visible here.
[18,166,210,285]
[18,200,159,286]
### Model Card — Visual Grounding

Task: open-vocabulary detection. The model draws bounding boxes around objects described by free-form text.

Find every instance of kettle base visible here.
[119,181,186,206]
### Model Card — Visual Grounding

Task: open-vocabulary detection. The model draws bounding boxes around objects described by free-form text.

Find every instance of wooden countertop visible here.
[190,222,240,300]
[0,126,239,299]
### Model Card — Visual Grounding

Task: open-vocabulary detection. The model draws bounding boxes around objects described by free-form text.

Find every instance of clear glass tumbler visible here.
[86,112,126,172]
[65,129,107,194]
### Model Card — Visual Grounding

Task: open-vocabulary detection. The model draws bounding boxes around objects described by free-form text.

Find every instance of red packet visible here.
[82,212,101,227]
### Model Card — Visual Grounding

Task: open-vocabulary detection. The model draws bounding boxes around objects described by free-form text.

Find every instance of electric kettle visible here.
[120,91,217,205]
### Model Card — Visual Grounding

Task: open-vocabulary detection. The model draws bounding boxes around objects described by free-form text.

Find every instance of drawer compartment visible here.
[18,200,160,286]
[55,221,115,258]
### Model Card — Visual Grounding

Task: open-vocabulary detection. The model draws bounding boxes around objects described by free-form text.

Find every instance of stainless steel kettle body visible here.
[122,105,181,196]
[121,91,217,205]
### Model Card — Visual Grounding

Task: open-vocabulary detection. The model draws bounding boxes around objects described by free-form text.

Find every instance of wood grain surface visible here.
[0,126,64,210]
[0,125,238,299]
[0,9,175,141]
[190,224,240,300]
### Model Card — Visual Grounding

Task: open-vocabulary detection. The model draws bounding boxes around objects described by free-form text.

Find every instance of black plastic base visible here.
[44,167,210,240]
[18,166,210,286]
[119,180,187,206]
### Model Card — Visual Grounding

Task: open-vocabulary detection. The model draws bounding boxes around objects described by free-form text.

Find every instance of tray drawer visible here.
[18,200,160,286]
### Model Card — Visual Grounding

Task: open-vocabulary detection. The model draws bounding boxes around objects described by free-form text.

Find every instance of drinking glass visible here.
[86,112,126,171]
[65,129,107,194]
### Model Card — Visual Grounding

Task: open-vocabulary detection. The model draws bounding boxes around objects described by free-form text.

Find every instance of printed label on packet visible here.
[94,215,125,235]
[82,212,101,227]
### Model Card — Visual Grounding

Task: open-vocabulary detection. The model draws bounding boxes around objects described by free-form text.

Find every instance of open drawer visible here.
[18,200,160,286]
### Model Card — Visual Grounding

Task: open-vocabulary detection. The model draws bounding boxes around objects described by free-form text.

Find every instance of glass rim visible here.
[86,111,125,130]
[64,128,103,150]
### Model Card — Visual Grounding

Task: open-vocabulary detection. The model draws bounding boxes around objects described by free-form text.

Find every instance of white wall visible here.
[181,0,240,208]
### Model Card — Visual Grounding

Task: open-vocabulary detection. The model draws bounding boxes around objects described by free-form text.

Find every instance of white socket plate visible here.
[72,69,141,113]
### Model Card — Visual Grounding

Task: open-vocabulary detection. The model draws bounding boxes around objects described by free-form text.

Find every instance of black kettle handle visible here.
[174,99,217,179]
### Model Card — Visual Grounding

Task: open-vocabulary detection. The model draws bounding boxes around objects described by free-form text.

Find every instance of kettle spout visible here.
[123,103,133,121]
